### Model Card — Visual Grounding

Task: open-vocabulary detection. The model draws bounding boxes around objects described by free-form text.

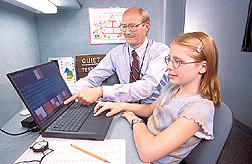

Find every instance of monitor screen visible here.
[8,62,72,124]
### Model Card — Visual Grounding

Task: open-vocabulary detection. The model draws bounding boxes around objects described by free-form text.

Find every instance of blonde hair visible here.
[170,32,221,106]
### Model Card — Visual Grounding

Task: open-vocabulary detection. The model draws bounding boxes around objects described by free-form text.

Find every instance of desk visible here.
[0,111,146,164]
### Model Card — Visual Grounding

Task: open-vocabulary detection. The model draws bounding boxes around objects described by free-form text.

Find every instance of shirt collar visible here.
[129,37,148,58]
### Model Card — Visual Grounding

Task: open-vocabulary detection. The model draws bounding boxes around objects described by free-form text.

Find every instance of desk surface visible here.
[0,111,146,164]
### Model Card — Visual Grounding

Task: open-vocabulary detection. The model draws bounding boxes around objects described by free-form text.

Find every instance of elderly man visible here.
[65,7,169,106]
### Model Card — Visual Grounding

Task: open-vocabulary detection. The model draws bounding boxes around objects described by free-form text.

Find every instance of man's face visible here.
[121,11,149,49]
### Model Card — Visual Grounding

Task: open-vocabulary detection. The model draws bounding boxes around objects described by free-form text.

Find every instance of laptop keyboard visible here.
[50,103,95,132]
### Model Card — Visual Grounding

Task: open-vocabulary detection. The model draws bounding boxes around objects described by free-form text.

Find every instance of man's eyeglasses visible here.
[164,56,201,69]
[119,22,144,32]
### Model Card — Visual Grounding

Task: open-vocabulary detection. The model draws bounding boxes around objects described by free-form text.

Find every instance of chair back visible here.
[184,102,233,164]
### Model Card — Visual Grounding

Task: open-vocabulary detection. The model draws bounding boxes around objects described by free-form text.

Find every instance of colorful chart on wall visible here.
[48,57,76,85]
[89,7,128,45]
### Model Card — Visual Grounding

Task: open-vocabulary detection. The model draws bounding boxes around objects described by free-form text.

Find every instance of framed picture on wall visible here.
[88,7,128,45]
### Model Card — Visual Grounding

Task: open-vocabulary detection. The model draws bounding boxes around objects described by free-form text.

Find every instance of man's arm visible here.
[68,54,116,95]
[65,50,117,105]
[66,42,169,105]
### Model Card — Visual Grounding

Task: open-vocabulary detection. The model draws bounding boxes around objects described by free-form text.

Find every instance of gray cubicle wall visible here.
[164,0,186,45]
[0,1,41,127]
[184,0,252,129]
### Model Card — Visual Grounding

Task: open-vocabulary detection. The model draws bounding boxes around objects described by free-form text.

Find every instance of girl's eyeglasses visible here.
[164,56,201,69]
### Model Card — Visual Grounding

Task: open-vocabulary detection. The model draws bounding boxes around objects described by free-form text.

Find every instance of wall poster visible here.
[48,57,76,85]
[89,7,128,45]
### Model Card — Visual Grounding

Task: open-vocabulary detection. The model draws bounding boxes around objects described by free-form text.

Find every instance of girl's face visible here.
[167,44,206,90]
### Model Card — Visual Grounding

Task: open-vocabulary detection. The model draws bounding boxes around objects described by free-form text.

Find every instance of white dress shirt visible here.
[68,37,169,104]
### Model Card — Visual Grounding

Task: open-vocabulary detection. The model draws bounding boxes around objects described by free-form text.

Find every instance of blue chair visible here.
[183,102,233,164]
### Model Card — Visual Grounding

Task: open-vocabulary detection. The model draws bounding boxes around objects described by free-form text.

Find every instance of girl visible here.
[94,32,221,164]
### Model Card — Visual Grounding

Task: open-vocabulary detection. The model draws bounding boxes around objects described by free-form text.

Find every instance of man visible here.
[65,7,169,106]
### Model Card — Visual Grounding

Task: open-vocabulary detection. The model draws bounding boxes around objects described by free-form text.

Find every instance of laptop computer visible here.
[7,62,113,141]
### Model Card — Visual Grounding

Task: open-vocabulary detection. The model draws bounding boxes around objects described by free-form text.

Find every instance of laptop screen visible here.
[8,62,72,125]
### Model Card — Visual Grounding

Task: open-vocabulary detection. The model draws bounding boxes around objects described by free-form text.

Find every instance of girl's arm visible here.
[94,97,159,117]
[122,112,201,163]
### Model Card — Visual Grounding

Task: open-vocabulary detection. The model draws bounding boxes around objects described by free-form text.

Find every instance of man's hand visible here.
[64,87,103,106]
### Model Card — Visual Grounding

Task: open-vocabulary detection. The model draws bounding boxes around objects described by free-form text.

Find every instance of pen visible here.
[70,144,110,163]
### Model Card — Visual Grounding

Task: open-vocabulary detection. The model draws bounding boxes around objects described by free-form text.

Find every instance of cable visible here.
[14,148,54,164]
[0,127,40,136]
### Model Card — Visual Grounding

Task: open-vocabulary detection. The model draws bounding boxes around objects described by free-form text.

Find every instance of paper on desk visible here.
[14,135,126,164]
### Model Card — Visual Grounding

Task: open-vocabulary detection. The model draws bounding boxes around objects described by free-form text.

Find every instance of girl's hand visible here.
[120,111,138,125]
[94,102,124,117]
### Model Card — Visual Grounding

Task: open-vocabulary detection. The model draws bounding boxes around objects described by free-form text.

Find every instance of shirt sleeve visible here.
[68,40,170,103]
[68,51,116,95]
[178,100,215,140]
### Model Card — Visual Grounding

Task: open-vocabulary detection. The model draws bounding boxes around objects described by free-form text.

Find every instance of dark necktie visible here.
[130,50,140,83]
